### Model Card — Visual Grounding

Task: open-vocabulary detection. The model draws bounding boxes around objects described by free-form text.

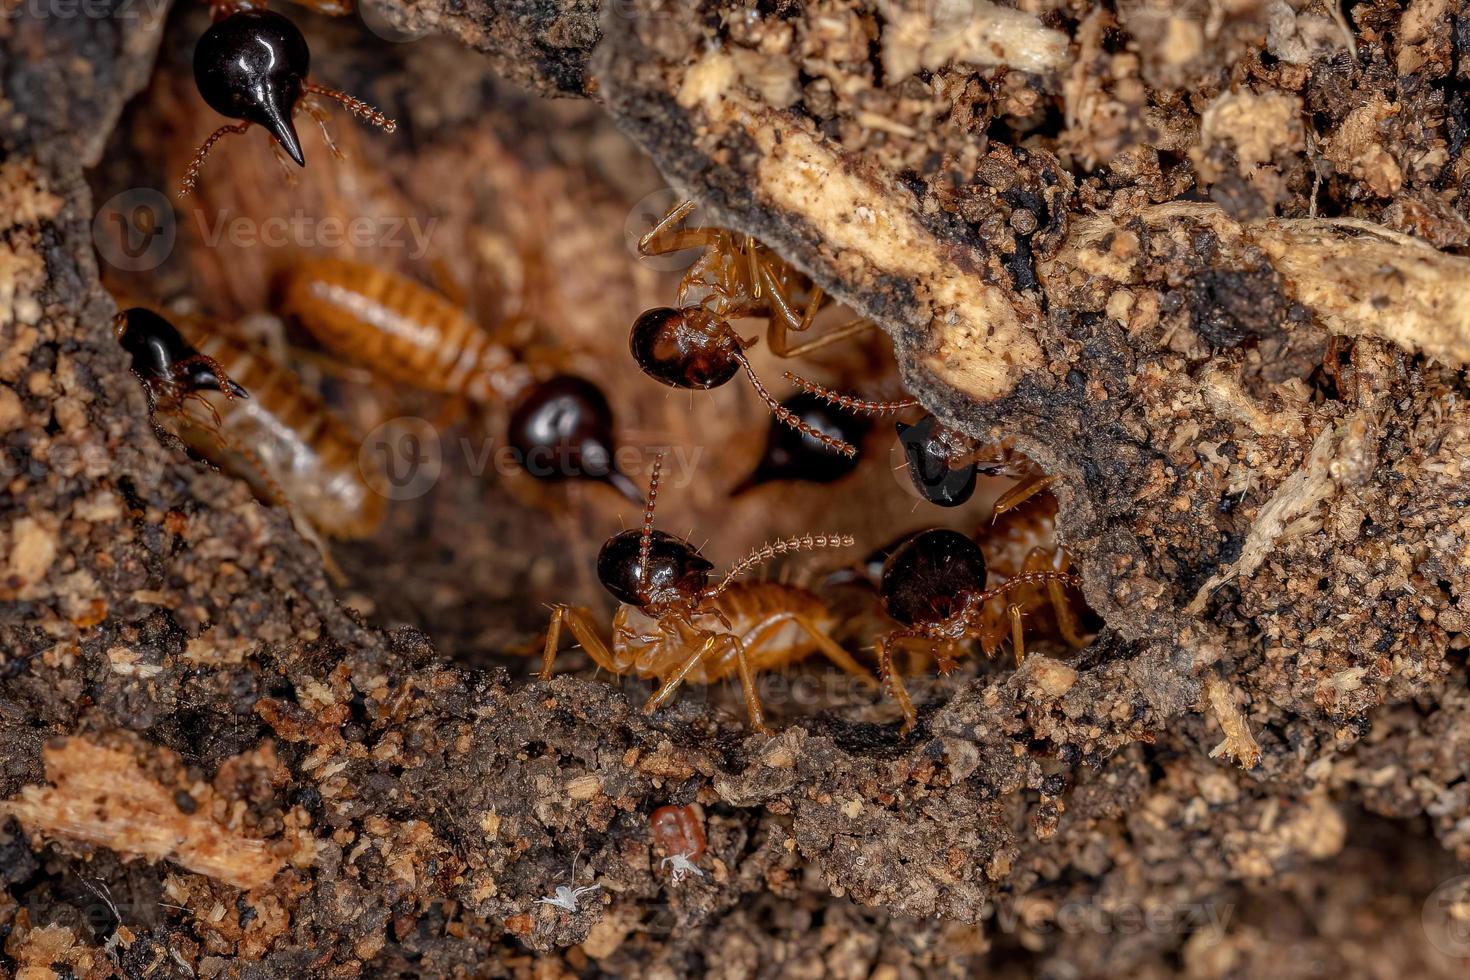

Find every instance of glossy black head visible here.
[735,392,867,492]
[598,529,714,607]
[507,375,642,503]
[880,529,988,626]
[897,414,977,507]
[629,307,741,390]
[194,10,309,166]
[118,308,247,397]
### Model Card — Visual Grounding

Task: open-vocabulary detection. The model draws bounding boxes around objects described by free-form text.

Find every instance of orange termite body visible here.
[185,331,385,539]
[281,257,534,404]
[650,805,706,861]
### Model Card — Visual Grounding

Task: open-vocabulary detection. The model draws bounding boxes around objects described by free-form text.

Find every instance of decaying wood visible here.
[2,738,285,891]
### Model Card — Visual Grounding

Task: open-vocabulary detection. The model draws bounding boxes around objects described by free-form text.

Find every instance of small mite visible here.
[731,391,869,495]
[281,257,535,404]
[874,528,1081,731]
[649,804,706,862]
[506,375,644,504]
[630,201,876,457]
[540,455,875,732]
[181,7,396,195]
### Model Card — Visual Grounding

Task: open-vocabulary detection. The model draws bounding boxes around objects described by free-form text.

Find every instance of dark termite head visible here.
[507,375,643,504]
[629,306,742,390]
[596,453,712,607]
[194,10,310,166]
[597,529,713,608]
[880,528,987,626]
[733,391,867,494]
[896,414,977,507]
[116,308,248,399]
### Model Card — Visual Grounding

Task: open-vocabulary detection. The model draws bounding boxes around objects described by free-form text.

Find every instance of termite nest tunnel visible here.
[86,4,1100,737]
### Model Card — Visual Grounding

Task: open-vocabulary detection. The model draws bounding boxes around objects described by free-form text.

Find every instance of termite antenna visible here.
[179,122,253,197]
[960,571,1082,626]
[733,352,857,458]
[709,532,856,597]
[782,371,920,416]
[637,453,664,589]
[301,81,397,133]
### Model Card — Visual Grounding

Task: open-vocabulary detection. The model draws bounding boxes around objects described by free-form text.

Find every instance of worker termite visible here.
[117,306,384,558]
[630,201,875,458]
[784,373,1056,513]
[180,329,386,540]
[539,455,876,733]
[873,527,1082,730]
[730,391,869,495]
[181,6,396,196]
[281,257,536,403]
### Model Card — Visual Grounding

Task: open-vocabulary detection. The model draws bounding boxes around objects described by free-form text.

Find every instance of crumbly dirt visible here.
[2,0,1469,977]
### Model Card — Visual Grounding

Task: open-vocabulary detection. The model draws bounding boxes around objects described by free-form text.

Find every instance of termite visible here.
[280,257,536,404]
[630,201,876,458]
[117,306,385,546]
[282,258,643,501]
[181,328,386,540]
[116,307,249,438]
[784,373,1056,513]
[730,391,869,495]
[540,455,876,732]
[182,5,396,195]
[873,527,1083,731]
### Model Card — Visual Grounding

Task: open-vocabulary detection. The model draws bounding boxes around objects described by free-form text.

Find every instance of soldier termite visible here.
[281,257,641,502]
[182,6,396,196]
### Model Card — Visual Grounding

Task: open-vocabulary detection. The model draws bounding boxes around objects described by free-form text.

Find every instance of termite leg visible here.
[270,139,303,186]
[639,203,722,258]
[790,616,879,689]
[299,93,344,160]
[1023,546,1088,648]
[724,633,772,734]
[643,633,718,712]
[542,605,618,680]
[770,316,873,359]
[1008,603,1026,668]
